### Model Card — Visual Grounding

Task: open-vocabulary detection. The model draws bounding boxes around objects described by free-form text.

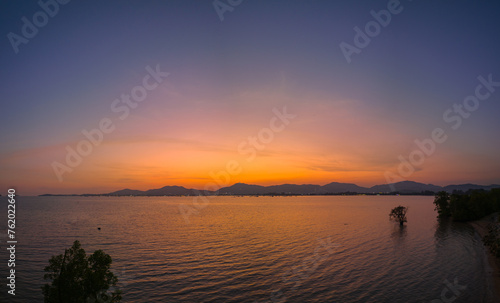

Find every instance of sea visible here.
[0,195,495,302]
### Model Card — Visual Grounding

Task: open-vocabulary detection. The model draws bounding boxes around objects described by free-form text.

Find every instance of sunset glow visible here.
[1,1,500,195]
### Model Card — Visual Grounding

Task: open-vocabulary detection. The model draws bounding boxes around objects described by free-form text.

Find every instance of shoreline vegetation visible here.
[433,189,500,301]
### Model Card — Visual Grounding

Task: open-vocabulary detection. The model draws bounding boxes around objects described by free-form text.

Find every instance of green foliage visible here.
[434,189,500,261]
[389,205,408,225]
[433,191,451,218]
[469,190,493,219]
[483,221,500,258]
[490,188,500,211]
[433,188,500,222]
[42,240,122,303]
[449,193,473,221]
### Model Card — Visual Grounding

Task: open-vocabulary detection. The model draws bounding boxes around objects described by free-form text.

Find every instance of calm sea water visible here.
[0,195,495,302]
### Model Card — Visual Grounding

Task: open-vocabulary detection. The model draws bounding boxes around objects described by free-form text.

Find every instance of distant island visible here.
[39,181,500,196]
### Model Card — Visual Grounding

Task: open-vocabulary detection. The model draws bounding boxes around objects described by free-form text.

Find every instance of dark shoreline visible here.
[468,215,500,302]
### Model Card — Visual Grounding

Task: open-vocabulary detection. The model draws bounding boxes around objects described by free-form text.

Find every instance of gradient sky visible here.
[1,0,500,195]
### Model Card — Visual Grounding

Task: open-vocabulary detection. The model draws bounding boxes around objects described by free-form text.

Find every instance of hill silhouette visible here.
[214,181,499,195]
[38,181,499,196]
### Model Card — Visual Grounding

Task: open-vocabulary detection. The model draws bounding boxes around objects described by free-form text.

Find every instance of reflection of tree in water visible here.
[434,218,452,247]
[433,218,477,266]
[433,218,473,247]
[391,224,407,244]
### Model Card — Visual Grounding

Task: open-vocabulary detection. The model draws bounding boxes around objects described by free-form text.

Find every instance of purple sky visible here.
[1,0,499,195]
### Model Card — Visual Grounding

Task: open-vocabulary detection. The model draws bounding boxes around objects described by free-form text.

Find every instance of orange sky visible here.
[2,81,498,196]
[2,1,500,195]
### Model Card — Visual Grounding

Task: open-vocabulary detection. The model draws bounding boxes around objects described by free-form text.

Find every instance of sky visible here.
[1,0,500,195]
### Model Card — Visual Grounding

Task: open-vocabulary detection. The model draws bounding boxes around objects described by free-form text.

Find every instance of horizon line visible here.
[34,180,500,196]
